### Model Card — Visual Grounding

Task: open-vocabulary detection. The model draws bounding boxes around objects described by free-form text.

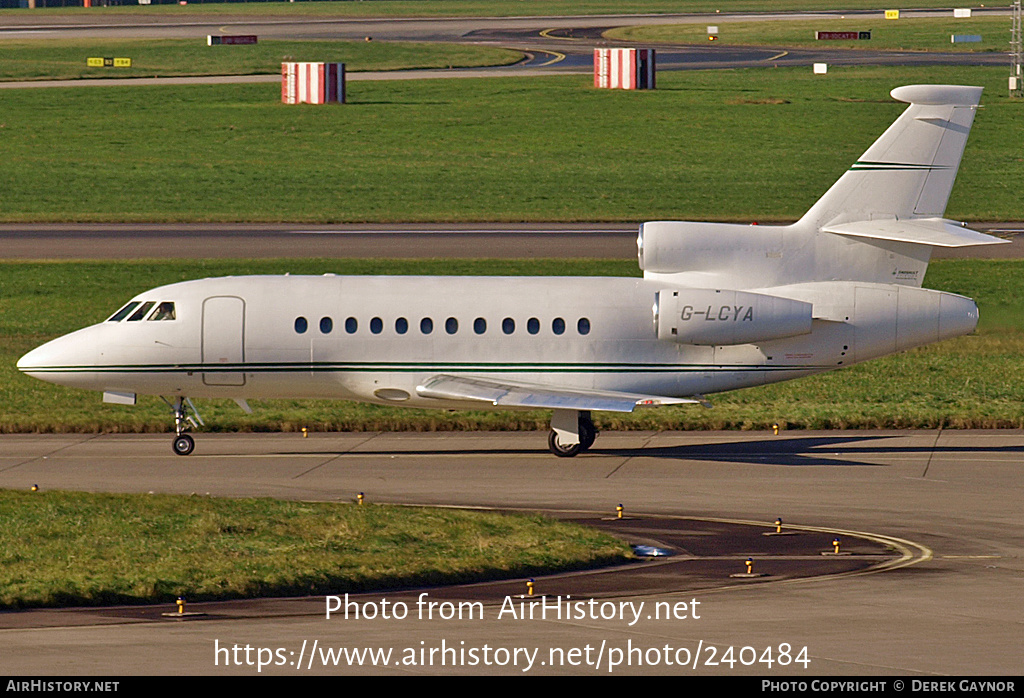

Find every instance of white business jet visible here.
[18,85,1006,457]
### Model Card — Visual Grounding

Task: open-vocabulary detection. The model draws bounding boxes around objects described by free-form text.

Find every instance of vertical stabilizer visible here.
[799,85,983,229]
[639,84,1002,290]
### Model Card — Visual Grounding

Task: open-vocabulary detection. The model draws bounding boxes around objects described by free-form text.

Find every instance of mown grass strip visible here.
[607,15,1013,52]
[0,39,523,82]
[0,66,1021,223]
[2,258,1022,434]
[0,490,631,609]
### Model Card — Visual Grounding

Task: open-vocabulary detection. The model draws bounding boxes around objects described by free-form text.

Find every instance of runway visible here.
[0,223,638,259]
[2,222,1022,260]
[1,430,1021,675]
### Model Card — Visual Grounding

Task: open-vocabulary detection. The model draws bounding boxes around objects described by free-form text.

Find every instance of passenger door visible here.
[202,296,246,386]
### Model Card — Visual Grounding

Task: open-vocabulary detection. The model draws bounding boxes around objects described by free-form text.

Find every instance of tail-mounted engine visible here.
[654,288,813,345]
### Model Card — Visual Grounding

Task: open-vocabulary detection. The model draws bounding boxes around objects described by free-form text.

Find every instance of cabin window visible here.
[148,302,176,321]
[345,317,357,334]
[396,317,408,334]
[108,302,140,322]
[420,318,433,334]
[370,317,383,334]
[527,317,540,335]
[446,317,458,335]
[127,302,155,322]
[578,318,591,335]
[320,317,333,334]
[294,317,308,334]
[502,318,515,335]
[552,317,565,335]
[474,318,486,335]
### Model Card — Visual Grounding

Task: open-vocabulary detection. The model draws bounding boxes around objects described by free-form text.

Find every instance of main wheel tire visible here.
[172,434,195,456]
[578,419,597,452]
[548,429,582,458]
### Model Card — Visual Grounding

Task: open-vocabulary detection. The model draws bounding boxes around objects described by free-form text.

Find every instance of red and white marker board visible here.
[593,49,656,90]
[281,62,346,104]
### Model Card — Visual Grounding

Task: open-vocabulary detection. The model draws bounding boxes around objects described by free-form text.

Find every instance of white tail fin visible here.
[799,84,984,229]
[639,84,1004,290]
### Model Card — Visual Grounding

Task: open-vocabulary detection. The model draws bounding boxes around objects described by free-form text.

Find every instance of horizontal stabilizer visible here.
[417,374,698,412]
[823,218,1007,248]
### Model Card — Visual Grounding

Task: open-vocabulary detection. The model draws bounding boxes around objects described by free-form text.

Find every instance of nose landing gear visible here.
[163,397,203,456]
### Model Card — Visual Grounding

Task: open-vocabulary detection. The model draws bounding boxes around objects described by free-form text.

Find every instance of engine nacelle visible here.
[638,221,785,272]
[655,288,813,345]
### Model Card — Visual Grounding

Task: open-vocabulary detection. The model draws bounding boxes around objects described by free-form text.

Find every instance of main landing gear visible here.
[547,410,597,458]
[163,397,204,456]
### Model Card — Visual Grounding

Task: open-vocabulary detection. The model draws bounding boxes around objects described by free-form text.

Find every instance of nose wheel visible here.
[173,434,195,456]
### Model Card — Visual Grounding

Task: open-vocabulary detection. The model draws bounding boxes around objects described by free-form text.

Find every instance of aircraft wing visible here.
[416,374,703,412]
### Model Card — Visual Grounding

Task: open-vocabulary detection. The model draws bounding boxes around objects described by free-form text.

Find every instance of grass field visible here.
[0,39,522,81]
[607,15,1013,52]
[1,65,1021,223]
[3,7,1016,610]
[0,1,984,19]
[0,489,630,608]
[3,258,1023,435]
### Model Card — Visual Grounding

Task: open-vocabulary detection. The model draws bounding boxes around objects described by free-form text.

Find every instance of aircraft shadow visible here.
[268,433,1024,468]
[601,433,1024,467]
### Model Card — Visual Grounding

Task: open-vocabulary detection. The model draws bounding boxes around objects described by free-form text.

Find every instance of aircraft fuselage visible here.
[19,274,977,410]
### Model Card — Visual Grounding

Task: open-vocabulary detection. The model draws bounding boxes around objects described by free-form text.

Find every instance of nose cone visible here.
[18,328,99,388]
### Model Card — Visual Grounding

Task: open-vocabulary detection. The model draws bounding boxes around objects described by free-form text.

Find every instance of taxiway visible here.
[0,430,1021,675]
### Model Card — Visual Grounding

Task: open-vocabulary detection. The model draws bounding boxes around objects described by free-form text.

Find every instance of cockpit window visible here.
[127,301,155,322]
[108,301,140,322]
[148,302,176,321]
